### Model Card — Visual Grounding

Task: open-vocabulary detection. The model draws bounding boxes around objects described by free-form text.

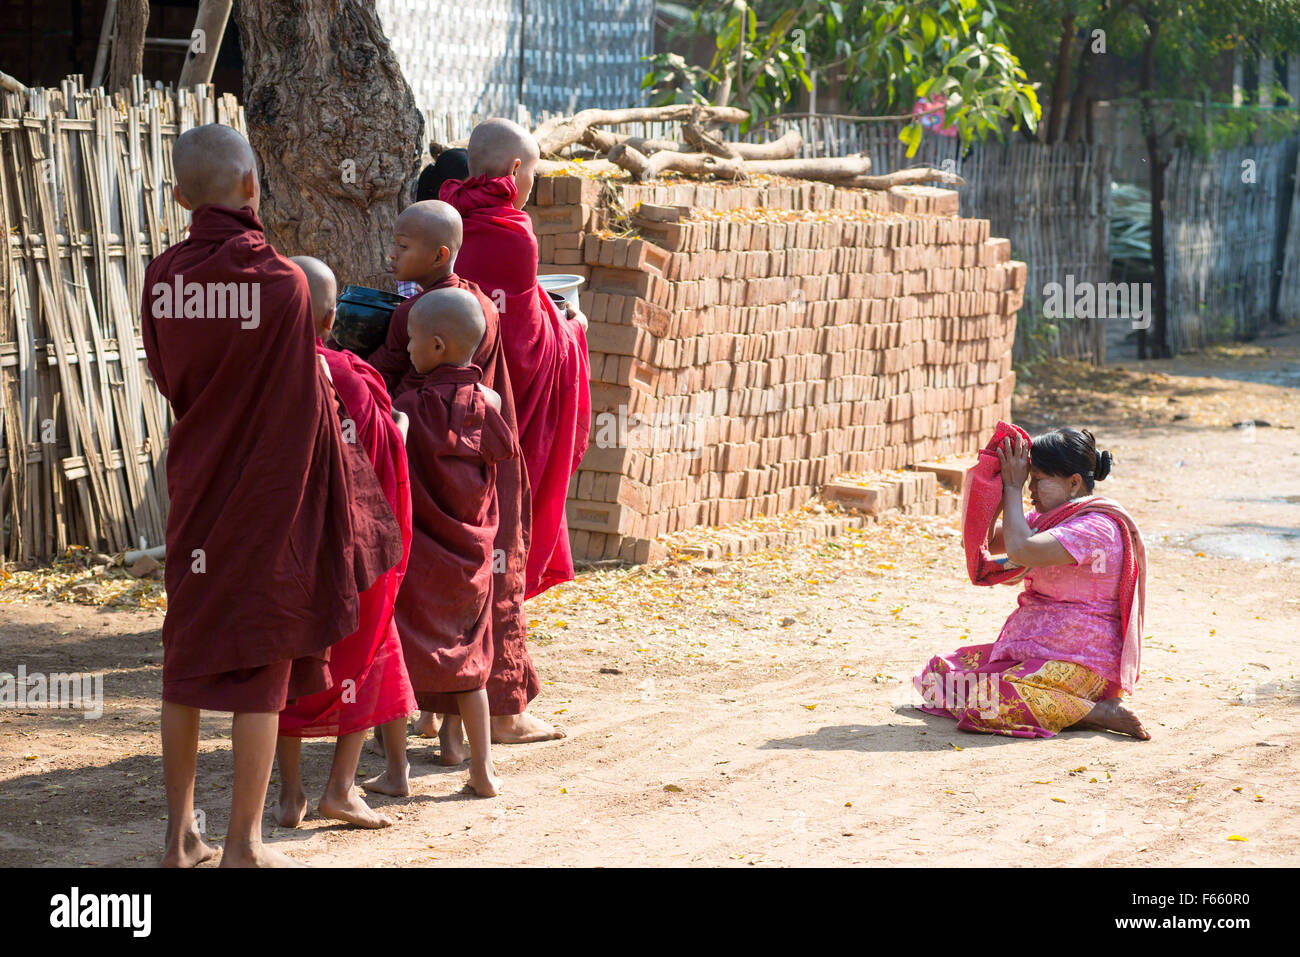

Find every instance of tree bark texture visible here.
[106,0,149,94]
[234,0,423,290]
[1046,14,1075,143]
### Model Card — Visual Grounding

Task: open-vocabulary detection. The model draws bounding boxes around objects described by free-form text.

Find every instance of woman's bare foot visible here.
[161,822,220,868]
[318,788,393,829]
[219,841,306,868]
[1073,698,1151,740]
[413,711,441,738]
[274,787,309,828]
[361,763,410,797]
[466,763,502,798]
[491,712,566,744]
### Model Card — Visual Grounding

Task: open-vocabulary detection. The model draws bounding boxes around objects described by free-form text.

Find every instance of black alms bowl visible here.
[332,284,404,357]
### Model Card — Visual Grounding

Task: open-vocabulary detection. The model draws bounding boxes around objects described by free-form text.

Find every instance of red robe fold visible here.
[141,204,402,711]
[365,274,537,715]
[442,174,591,599]
[393,364,519,713]
[278,343,417,736]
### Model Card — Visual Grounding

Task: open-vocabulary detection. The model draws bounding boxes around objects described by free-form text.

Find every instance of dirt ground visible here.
[2,336,1298,867]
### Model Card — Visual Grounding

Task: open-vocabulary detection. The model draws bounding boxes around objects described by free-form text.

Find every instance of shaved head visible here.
[408,287,485,364]
[173,124,258,209]
[395,200,463,256]
[467,118,540,178]
[288,256,337,331]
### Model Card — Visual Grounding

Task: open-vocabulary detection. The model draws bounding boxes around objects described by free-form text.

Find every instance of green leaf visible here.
[899,121,923,157]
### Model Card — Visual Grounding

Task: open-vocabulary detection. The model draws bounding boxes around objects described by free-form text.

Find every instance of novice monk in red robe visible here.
[392,288,520,797]
[142,126,402,867]
[272,257,417,829]
[366,201,556,749]
[442,119,592,610]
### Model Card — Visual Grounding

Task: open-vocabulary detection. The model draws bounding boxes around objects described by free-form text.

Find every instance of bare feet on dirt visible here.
[274,788,309,828]
[161,823,219,868]
[491,712,566,744]
[218,842,306,868]
[318,788,393,829]
[413,711,441,738]
[466,764,502,798]
[362,763,411,797]
[1073,698,1152,740]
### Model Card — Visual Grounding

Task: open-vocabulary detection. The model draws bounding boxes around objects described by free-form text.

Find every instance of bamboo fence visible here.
[0,76,245,563]
[1275,138,1300,324]
[1163,140,1290,353]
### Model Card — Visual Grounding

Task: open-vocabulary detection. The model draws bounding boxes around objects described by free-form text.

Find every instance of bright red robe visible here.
[141,204,402,712]
[278,344,417,736]
[392,365,519,713]
[366,276,537,714]
[441,175,591,599]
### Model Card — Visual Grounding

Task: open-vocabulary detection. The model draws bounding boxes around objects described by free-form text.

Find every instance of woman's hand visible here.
[997,436,1030,489]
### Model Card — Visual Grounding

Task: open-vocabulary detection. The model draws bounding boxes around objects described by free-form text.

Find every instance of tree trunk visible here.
[1063,34,1097,142]
[106,0,149,94]
[1046,13,1075,144]
[234,1,423,291]
[1138,11,1170,359]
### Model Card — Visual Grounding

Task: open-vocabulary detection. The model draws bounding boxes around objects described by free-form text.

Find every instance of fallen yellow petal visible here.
[1228,835,1248,842]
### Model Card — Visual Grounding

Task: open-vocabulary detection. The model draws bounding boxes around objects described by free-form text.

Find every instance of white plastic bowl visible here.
[539,273,586,313]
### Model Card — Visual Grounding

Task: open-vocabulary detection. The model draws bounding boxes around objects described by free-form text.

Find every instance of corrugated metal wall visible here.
[376,0,654,122]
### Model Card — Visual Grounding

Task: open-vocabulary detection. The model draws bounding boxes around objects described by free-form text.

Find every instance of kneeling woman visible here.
[915,427,1150,739]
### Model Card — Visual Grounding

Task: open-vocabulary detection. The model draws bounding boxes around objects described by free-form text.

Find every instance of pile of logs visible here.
[443,105,964,191]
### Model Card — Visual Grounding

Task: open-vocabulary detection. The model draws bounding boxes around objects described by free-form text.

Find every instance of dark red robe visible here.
[141,204,402,712]
[441,175,591,599]
[278,343,417,736]
[366,275,538,715]
[392,364,519,713]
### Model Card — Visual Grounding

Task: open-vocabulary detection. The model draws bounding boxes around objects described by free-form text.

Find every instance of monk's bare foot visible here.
[362,763,410,797]
[274,788,309,828]
[161,823,219,868]
[318,788,393,829]
[413,711,441,738]
[367,730,386,757]
[466,764,502,798]
[491,711,566,744]
[440,729,469,766]
[218,842,306,868]
[1074,698,1151,740]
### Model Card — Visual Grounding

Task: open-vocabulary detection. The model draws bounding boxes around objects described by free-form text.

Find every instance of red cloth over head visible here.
[142,205,402,705]
[962,421,1033,586]
[393,364,520,713]
[364,275,537,715]
[441,174,591,599]
[278,344,417,737]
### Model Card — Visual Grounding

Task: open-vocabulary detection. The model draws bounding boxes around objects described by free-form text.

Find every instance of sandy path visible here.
[2,346,1297,867]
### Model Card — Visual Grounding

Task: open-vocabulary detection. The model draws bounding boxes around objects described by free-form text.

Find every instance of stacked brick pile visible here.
[529,175,1025,563]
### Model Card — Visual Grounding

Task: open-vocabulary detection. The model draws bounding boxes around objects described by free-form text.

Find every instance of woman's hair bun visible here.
[1095,449,1112,482]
